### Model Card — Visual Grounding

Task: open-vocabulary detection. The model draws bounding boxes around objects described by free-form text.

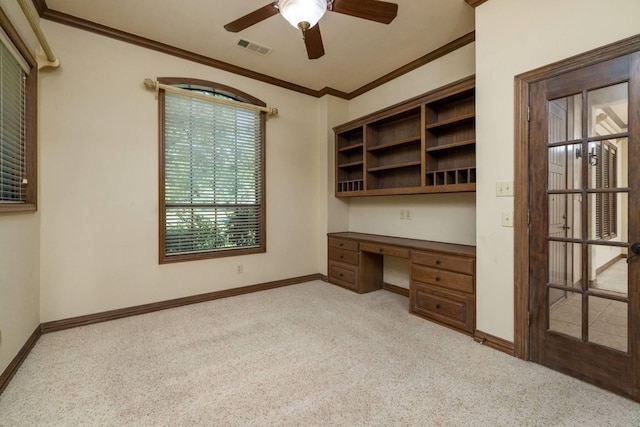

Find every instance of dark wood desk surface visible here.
[328,232,476,257]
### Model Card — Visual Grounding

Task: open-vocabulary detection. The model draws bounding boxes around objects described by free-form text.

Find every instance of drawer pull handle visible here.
[340,255,344,259]
[436,260,441,265]
[379,248,384,253]
[339,243,344,247]
[435,277,441,282]
[435,304,441,309]
[339,273,344,277]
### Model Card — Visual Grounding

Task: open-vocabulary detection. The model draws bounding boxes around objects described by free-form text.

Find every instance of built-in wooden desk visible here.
[327,232,476,334]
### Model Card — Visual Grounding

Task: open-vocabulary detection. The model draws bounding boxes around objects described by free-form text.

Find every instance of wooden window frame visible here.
[157,77,266,264]
[0,7,37,214]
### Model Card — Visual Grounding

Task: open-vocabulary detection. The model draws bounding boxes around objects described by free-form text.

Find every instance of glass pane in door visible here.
[548,195,581,240]
[588,296,628,353]
[549,290,582,339]
[549,94,583,143]
[587,138,628,189]
[588,83,628,137]
[587,192,628,242]
[548,144,582,190]
[588,244,628,297]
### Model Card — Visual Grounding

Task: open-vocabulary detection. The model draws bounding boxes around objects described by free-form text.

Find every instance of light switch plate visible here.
[496,181,514,197]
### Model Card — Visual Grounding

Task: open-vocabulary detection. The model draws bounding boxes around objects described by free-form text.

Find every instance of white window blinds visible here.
[0,37,26,203]
[163,90,263,256]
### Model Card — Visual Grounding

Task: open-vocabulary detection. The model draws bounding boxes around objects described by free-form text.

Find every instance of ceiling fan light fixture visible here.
[279,0,327,30]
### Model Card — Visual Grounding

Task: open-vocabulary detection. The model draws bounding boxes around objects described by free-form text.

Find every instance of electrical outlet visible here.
[502,211,514,227]
[496,181,514,197]
[236,264,243,274]
[400,209,412,220]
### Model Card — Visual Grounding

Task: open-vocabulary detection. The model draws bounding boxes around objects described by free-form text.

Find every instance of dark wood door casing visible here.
[516,40,640,401]
[514,33,640,360]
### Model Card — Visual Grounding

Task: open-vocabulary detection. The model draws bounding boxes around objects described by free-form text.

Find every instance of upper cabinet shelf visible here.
[333,76,476,197]
[425,112,475,131]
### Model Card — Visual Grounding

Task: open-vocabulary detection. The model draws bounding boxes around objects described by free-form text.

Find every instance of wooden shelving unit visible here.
[335,125,365,194]
[334,76,475,197]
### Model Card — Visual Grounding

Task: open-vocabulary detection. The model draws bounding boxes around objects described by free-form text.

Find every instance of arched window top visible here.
[158,77,266,107]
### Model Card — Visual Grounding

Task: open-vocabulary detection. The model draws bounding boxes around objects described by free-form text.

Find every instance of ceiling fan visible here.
[224,0,398,60]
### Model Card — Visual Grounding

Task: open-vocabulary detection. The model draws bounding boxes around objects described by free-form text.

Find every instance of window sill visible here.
[0,203,37,214]
[160,246,266,264]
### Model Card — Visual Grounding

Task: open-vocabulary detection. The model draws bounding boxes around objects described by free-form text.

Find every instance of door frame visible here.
[514,33,640,360]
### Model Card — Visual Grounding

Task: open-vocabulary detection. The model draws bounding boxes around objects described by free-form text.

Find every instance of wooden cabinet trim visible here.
[410,281,475,333]
[411,250,475,275]
[334,76,475,197]
[328,247,359,265]
[328,232,475,257]
[411,265,474,294]
[328,261,358,291]
[360,242,410,259]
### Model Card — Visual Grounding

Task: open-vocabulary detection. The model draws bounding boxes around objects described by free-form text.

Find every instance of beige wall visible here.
[0,0,41,375]
[317,95,350,275]
[475,0,640,340]
[38,21,324,322]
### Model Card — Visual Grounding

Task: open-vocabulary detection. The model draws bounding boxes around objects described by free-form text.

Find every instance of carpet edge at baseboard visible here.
[0,326,41,396]
[40,273,327,334]
[473,330,515,356]
[1,274,326,396]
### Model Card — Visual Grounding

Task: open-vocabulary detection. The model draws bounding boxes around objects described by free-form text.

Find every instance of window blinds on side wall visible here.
[164,91,263,255]
[0,39,26,203]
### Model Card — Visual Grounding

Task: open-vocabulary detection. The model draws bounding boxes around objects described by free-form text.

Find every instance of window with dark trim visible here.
[158,78,266,263]
[595,140,617,240]
[0,9,37,213]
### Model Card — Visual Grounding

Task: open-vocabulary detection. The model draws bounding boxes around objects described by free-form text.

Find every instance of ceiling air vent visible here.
[236,38,272,56]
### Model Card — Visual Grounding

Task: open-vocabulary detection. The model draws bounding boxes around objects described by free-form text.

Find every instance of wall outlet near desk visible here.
[400,209,412,220]
[502,211,514,227]
[236,264,243,274]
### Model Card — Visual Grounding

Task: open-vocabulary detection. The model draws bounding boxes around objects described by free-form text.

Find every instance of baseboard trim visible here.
[474,330,515,356]
[0,326,41,395]
[596,254,624,275]
[41,273,325,334]
[383,282,410,297]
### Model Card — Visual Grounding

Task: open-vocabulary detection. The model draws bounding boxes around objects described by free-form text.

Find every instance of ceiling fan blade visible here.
[331,0,398,24]
[303,24,325,59]
[224,2,280,32]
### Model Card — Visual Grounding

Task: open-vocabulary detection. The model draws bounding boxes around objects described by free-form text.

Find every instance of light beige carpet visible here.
[0,280,639,426]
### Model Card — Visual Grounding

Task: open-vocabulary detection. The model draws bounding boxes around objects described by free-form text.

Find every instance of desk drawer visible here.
[360,242,409,258]
[328,238,358,252]
[328,247,358,265]
[411,264,473,294]
[328,261,358,291]
[410,282,474,333]
[411,250,474,275]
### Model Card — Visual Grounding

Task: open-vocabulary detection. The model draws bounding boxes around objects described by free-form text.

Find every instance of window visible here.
[159,78,266,263]
[0,12,36,213]
[595,141,617,240]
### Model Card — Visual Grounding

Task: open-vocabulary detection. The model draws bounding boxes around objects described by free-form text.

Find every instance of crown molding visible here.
[465,0,490,7]
[35,1,475,100]
[348,31,475,99]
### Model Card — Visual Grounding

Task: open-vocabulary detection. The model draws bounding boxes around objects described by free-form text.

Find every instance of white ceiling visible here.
[44,0,475,93]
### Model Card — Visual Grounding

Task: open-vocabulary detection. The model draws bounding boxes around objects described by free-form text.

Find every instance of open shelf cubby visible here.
[336,125,365,194]
[334,75,475,197]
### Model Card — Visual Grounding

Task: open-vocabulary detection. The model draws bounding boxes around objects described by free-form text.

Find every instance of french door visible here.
[529,53,640,399]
